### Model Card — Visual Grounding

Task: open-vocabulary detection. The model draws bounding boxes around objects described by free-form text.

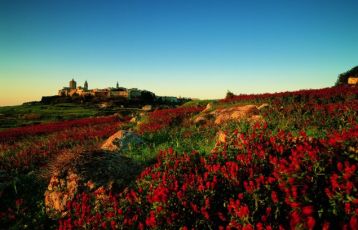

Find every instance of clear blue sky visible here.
[0,0,357,105]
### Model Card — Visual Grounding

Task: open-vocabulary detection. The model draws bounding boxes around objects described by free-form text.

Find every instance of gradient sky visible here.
[0,0,357,106]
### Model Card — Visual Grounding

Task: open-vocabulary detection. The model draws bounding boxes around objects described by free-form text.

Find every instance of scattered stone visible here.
[257,103,269,110]
[142,105,153,111]
[249,115,265,123]
[202,103,213,113]
[214,114,231,125]
[217,130,227,143]
[101,130,143,152]
[194,116,208,125]
[194,116,207,125]
[22,113,41,120]
[193,112,215,125]
[99,102,110,108]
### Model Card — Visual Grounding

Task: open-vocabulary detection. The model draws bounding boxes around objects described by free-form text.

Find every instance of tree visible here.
[335,66,358,86]
[226,90,235,99]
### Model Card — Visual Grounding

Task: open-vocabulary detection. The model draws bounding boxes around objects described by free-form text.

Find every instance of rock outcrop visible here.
[216,130,227,144]
[194,103,267,125]
[101,130,143,152]
[44,150,140,218]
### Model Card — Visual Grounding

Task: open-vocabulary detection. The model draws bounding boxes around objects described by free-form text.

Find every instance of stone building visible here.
[348,77,358,85]
[69,79,77,89]
[109,87,129,98]
[58,79,88,96]
[91,89,110,97]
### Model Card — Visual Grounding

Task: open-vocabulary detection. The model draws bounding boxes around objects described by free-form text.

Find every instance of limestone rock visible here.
[214,105,259,125]
[249,115,265,123]
[44,151,140,219]
[194,116,207,125]
[217,130,227,144]
[257,103,269,110]
[101,130,143,152]
[142,105,153,111]
[202,103,213,113]
[45,172,79,217]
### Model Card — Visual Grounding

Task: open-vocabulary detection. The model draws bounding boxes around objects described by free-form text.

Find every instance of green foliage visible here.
[0,103,99,130]
[226,90,235,99]
[181,99,217,108]
[335,65,358,86]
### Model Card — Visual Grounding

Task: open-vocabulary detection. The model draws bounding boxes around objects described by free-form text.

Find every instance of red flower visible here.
[271,191,279,203]
[337,162,343,171]
[290,210,300,227]
[306,216,315,230]
[350,216,357,230]
[243,224,253,230]
[302,206,314,216]
[345,203,351,214]
[145,211,157,228]
[322,221,330,230]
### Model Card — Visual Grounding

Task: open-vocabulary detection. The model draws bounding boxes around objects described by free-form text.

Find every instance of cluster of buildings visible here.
[58,79,180,103]
[58,79,151,100]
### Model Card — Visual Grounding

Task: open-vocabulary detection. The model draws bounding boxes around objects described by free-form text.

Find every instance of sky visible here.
[0,0,357,106]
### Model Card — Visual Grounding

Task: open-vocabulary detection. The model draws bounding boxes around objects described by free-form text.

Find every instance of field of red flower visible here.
[54,86,356,230]
[138,107,203,134]
[0,86,357,229]
[0,116,121,228]
[0,115,118,141]
[60,124,357,229]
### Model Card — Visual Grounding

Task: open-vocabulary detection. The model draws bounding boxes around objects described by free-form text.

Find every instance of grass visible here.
[0,103,100,130]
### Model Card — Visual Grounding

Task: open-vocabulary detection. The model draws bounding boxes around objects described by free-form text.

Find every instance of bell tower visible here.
[84,80,88,90]
[69,78,77,89]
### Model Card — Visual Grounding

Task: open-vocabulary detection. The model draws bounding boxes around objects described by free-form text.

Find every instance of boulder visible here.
[193,113,215,125]
[44,151,140,219]
[45,172,79,217]
[194,116,207,125]
[249,115,265,123]
[217,130,227,144]
[101,130,143,152]
[214,114,231,125]
[202,103,213,113]
[99,102,110,108]
[214,105,259,125]
[142,105,153,111]
[257,103,269,110]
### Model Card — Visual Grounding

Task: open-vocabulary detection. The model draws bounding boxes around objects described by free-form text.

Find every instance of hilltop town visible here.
[58,79,156,101]
[39,79,190,108]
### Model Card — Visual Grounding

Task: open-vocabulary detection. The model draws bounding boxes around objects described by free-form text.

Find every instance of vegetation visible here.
[226,90,235,100]
[0,86,357,229]
[0,103,100,130]
[335,66,358,86]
